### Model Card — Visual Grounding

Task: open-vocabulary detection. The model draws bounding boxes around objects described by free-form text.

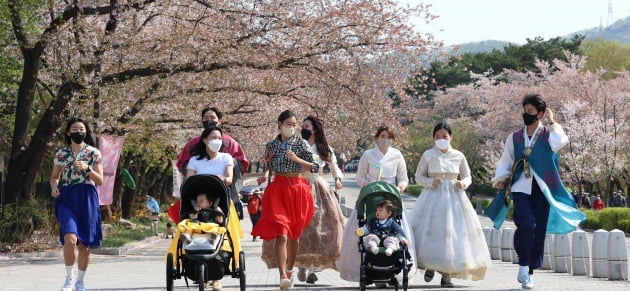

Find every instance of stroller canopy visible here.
[179,174,231,219]
[356,181,404,221]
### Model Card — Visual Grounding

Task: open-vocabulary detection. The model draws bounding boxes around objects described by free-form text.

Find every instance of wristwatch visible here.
[86,166,92,173]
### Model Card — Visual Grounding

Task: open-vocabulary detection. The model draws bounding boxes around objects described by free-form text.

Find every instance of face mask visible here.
[207,139,222,152]
[301,128,312,140]
[435,139,450,150]
[281,126,295,138]
[203,120,217,130]
[70,132,86,144]
[522,112,538,126]
[377,138,392,148]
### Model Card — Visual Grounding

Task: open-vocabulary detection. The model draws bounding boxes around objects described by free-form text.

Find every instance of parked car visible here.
[344,160,360,172]
[239,183,267,203]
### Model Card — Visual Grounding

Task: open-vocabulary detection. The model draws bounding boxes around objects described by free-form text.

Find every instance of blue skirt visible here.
[55,184,102,247]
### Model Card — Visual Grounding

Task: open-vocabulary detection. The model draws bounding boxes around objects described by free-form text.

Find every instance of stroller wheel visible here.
[198,263,206,291]
[239,251,246,291]
[166,253,174,291]
[359,266,366,291]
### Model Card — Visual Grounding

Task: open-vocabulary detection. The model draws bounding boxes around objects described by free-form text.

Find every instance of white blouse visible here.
[414,147,472,188]
[308,143,343,179]
[492,123,569,195]
[356,146,408,189]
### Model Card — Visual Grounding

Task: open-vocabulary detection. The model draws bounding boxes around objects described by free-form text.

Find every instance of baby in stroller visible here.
[355,200,408,256]
[178,192,225,249]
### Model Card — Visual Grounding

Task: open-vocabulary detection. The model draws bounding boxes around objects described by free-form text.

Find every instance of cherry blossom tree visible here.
[3,0,442,240]
[410,53,630,197]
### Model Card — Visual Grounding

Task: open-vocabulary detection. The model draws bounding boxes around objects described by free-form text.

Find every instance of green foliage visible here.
[405,184,423,196]
[582,209,601,230]
[0,200,46,243]
[100,217,164,248]
[617,219,630,234]
[581,208,630,231]
[581,39,630,79]
[406,35,585,98]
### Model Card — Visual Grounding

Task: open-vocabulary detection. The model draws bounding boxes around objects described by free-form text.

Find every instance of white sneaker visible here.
[279,277,292,290]
[60,276,73,291]
[384,248,394,256]
[522,275,534,289]
[74,280,86,291]
[517,266,529,283]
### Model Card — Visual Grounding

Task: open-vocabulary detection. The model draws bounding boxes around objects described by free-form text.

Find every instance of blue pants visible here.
[512,180,549,270]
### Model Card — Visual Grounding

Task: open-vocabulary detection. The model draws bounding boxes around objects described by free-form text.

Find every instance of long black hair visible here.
[304,116,332,162]
[192,126,223,160]
[64,117,96,146]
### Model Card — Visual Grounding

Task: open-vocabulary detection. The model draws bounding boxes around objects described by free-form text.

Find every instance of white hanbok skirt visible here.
[410,180,490,280]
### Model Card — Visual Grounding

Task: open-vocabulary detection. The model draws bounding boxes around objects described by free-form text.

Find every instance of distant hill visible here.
[447,40,510,54]
[449,16,630,54]
[574,17,630,45]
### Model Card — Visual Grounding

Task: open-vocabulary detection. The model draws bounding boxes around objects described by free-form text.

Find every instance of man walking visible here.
[486,94,585,289]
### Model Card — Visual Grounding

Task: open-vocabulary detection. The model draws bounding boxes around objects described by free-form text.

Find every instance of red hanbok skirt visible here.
[251,176,314,240]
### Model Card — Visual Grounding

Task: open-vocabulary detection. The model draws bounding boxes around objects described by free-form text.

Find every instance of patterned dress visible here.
[53,144,103,247]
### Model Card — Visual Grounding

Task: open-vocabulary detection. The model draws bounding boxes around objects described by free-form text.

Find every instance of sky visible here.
[401,0,630,45]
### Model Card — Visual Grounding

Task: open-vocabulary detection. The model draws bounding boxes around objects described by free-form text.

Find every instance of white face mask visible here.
[435,139,450,150]
[207,139,223,152]
[377,138,392,148]
[281,126,295,138]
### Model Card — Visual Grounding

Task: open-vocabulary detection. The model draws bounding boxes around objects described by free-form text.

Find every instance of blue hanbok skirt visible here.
[55,183,102,247]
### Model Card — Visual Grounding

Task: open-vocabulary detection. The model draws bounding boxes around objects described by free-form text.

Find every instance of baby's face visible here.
[196,194,211,209]
[375,206,391,220]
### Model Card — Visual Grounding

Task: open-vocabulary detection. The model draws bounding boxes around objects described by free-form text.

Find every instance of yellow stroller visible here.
[165,174,245,291]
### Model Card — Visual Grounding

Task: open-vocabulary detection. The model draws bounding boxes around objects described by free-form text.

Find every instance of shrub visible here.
[405,184,423,196]
[617,219,630,233]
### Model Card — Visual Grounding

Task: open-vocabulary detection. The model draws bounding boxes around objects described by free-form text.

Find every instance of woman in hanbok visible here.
[337,125,417,282]
[262,116,345,284]
[410,122,491,287]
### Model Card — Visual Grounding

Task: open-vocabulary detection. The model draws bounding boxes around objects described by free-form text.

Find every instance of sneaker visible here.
[522,275,534,289]
[211,280,223,291]
[74,280,86,291]
[279,274,292,290]
[369,246,379,255]
[424,269,434,282]
[517,266,529,283]
[297,268,307,282]
[306,272,318,284]
[60,276,73,291]
[384,248,394,256]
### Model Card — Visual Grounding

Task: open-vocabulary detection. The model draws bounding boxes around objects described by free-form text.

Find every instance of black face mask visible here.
[203,120,217,130]
[301,128,312,140]
[522,113,538,126]
[70,132,86,144]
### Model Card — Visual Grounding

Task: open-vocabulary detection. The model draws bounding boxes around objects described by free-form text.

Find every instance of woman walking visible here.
[410,122,491,287]
[50,118,103,291]
[252,110,319,290]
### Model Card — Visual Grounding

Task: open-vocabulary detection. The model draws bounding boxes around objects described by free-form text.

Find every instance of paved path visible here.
[1,176,629,290]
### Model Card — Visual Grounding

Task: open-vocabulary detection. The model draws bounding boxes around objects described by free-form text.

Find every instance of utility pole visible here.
[607,0,613,26]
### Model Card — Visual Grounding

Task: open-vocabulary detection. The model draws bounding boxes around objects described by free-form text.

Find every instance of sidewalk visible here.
[1,175,629,290]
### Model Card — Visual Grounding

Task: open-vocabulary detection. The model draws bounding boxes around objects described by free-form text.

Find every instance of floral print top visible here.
[53,144,102,186]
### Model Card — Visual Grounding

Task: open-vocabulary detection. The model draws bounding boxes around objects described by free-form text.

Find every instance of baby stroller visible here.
[165,174,246,291]
[356,181,411,291]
